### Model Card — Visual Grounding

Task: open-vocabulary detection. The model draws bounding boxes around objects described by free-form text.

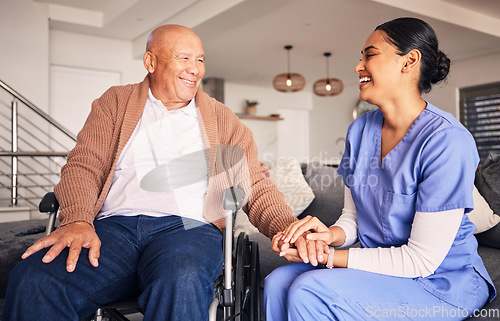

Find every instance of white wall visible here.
[224,82,313,115]
[49,30,146,135]
[49,66,120,140]
[309,83,359,165]
[277,108,310,161]
[50,30,145,87]
[0,0,50,111]
[224,82,313,164]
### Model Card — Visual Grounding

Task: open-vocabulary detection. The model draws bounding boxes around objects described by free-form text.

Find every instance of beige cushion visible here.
[269,159,315,217]
[234,210,260,236]
[467,185,500,234]
[234,159,315,236]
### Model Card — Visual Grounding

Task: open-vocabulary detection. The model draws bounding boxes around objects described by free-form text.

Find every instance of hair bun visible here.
[431,51,450,84]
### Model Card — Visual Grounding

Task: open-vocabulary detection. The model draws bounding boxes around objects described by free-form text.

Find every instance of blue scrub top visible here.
[337,102,496,309]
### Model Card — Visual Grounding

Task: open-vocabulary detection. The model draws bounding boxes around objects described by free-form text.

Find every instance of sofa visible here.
[1,160,499,320]
[236,160,500,320]
[0,219,49,316]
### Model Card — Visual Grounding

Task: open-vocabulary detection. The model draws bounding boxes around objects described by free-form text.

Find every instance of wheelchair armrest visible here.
[39,192,59,235]
[39,192,59,213]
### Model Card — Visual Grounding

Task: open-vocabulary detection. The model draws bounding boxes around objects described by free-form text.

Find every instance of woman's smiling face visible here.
[355,30,407,106]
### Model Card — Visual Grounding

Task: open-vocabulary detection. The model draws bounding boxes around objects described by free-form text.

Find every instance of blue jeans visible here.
[2,215,223,321]
[265,263,490,321]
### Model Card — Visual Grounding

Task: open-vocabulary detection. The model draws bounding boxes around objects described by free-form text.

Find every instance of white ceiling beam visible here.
[132,0,245,59]
[48,3,103,28]
[101,0,142,26]
[371,0,500,38]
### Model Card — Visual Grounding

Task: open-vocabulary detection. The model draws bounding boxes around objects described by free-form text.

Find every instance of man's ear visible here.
[143,51,156,73]
[402,49,421,72]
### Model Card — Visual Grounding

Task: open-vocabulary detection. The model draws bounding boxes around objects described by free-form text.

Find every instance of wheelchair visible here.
[39,187,261,321]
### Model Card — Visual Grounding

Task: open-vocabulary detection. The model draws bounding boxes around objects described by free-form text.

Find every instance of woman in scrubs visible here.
[265,17,496,321]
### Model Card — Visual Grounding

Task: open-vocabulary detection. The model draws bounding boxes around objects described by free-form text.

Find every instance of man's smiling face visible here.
[146,26,206,110]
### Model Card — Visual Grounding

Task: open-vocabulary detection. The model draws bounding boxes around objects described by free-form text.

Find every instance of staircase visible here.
[0,79,76,222]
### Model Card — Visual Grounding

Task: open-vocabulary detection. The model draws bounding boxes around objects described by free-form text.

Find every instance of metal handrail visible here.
[0,79,76,209]
[0,79,76,141]
[0,151,69,157]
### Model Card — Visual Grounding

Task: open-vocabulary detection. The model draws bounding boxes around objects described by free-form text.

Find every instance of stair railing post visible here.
[11,99,18,207]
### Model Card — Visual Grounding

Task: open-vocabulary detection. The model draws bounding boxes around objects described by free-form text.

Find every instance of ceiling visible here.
[34,0,500,89]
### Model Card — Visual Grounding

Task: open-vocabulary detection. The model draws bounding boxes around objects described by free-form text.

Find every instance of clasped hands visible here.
[271,215,335,266]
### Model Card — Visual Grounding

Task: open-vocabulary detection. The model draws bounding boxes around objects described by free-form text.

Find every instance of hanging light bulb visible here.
[325,81,332,92]
[313,52,343,96]
[273,45,305,92]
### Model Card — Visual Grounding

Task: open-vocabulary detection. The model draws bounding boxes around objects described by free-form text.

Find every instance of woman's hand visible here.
[282,215,334,245]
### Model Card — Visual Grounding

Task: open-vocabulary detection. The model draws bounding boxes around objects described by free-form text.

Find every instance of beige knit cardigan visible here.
[54,76,296,238]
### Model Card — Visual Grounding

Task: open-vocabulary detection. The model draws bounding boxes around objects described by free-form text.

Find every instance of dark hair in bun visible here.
[375,17,450,93]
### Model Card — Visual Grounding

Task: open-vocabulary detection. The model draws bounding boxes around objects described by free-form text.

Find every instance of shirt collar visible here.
[148,89,197,117]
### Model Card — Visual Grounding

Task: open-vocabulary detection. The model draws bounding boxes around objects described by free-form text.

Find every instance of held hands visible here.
[21,221,101,273]
[272,215,334,266]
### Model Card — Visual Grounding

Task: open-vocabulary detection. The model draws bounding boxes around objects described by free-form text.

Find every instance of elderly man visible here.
[2,25,298,321]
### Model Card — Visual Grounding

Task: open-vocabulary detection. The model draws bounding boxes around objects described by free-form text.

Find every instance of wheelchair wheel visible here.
[249,240,261,321]
[234,232,261,321]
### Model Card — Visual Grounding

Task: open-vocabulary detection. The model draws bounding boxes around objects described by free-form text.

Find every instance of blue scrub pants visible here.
[2,215,223,321]
[265,263,489,321]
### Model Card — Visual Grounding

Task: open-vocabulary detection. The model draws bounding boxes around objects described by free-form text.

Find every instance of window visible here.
[459,82,500,163]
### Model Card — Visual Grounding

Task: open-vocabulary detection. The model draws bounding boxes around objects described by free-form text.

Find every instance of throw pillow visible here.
[269,158,315,217]
[475,153,500,215]
[475,223,500,250]
[234,210,259,236]
[467,185,500,234]
[234,159,315,236]
[473,154,500,248]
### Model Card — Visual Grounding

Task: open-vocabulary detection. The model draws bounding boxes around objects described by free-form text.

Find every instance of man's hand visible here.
[271,231,329,266]
[22,221,101,273]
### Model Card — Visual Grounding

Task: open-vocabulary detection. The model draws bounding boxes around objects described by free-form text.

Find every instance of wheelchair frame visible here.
[38,188,261,321]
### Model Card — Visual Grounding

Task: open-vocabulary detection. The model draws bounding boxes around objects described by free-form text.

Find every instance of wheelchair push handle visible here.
[222,187,244,211]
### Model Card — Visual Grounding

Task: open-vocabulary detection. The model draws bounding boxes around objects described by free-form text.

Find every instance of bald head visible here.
[143,24,206,110]
[146,24,201,52]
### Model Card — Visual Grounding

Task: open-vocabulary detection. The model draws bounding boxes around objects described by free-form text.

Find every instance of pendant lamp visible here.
[273,45,306,92]
[313,52,343,96]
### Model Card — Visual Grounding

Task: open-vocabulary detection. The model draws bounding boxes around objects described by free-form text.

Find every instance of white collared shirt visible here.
[97,89,209,223]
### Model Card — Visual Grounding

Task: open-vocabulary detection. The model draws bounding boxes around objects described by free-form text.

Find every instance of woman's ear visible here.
[402,49,421,72]
[143,51,156,73]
